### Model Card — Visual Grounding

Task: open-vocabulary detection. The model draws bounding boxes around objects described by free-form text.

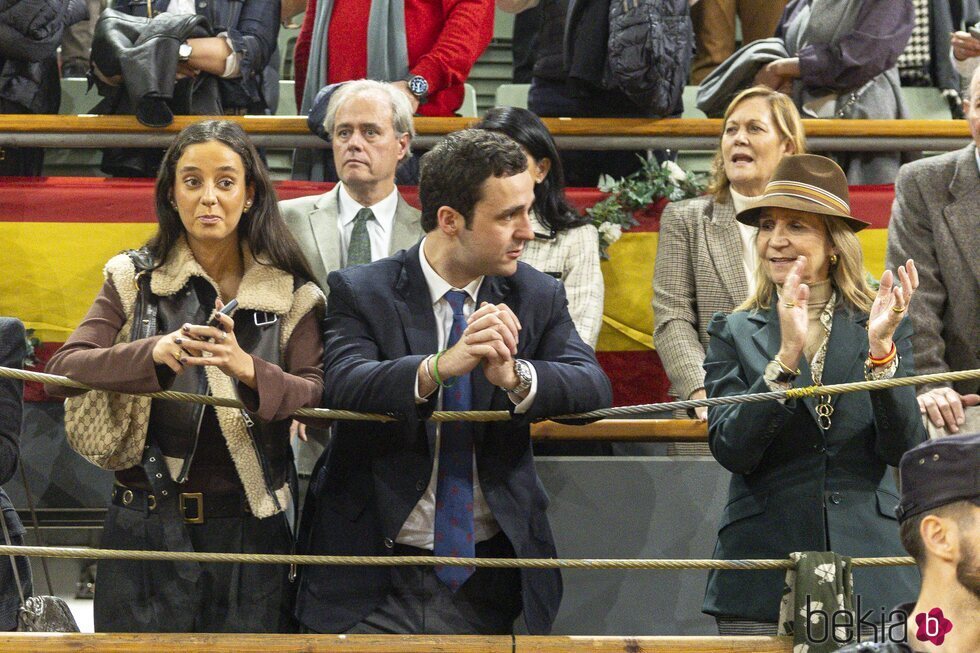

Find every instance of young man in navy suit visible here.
[294,129,612,635]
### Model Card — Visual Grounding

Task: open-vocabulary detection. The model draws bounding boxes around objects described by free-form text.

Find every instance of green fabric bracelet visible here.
[431,349,457,388]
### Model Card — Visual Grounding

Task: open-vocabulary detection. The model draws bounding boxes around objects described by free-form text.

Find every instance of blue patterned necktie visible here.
[433,290,475,591]
[346,207,374,267]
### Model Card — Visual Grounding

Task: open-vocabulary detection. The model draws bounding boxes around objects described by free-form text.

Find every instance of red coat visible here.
[294,0,494,117]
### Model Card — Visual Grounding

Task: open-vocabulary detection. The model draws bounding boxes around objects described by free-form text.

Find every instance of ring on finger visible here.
[172,351,182,362]
[891,304,906,313]
[783,301,796,308]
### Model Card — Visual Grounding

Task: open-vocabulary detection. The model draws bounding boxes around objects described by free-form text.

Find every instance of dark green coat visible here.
[701,300,925,622]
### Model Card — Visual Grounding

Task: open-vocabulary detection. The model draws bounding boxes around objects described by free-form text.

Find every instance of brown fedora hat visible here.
[735,154,871,232]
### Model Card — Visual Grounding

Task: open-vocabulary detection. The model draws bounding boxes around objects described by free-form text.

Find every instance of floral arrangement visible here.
[588,157,706,259]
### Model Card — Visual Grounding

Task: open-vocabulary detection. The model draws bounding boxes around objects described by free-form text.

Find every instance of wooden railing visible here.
[530,419,707,442]
[0,633,793,652]
[0,115,970,151]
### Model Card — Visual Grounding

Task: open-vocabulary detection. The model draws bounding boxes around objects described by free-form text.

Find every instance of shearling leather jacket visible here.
[110,245,324,519]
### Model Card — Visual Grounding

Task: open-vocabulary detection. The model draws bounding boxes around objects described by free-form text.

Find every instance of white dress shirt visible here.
[337,184,399,267]
[395,237,538,549]
[729,187,759,290]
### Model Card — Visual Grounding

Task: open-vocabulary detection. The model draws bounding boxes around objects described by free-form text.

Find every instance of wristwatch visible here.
[764,358,798,385]
[406,74,429,104]
[508,360,532,395]
[178,43,193,62]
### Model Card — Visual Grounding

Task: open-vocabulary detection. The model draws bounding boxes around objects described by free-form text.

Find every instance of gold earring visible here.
[830,254,838,266]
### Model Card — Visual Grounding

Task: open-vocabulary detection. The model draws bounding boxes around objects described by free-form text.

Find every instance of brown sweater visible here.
[46,280,324,494]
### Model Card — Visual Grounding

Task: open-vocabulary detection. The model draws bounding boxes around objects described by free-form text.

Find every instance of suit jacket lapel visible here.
[820,308,868,412]
[308,186,343,279]
[705,196,750,304]
[389,193,423,255]
[943,145,980,284]
[393,243,438,357]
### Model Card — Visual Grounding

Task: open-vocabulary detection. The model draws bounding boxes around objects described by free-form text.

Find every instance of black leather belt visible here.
[111,483,249,524]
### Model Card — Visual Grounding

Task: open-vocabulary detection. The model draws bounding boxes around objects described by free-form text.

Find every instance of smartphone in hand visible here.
[207,298,238,329]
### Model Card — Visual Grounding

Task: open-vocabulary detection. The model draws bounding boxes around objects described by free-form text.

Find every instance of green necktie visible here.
[346,207,375,267]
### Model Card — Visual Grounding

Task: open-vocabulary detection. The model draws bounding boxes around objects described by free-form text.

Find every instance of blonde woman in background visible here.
[654,87,806,420]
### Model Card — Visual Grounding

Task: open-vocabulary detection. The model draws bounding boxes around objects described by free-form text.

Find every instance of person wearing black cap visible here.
[701,154,928,634]
[835,433,980,652]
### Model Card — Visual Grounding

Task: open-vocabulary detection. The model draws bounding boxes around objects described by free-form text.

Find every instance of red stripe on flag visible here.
[596,350,671,407]
[0,178,895,230]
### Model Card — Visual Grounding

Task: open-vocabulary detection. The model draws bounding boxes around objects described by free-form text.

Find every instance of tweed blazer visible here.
[886,145,980,396]
[653,193,750,401]
[279,184,424,293]
[520,212,604,348]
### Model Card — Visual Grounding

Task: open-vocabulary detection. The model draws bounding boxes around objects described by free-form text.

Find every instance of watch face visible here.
[408,75,428,97]
[179,44,192,59]
[515,361,532,387]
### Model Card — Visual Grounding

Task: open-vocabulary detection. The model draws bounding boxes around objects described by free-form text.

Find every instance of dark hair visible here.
[418,129,527,232]
[473,107,588,233]
[149,120,314,283]
[899,500,975,566]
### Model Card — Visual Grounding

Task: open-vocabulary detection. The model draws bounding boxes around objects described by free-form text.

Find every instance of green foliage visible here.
[587,156,706,259]
[24,328,41,367]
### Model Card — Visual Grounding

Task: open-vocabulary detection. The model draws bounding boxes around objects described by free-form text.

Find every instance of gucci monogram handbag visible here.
[63,250,156,470]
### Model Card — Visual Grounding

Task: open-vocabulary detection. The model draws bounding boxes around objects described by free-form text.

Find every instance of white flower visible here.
[661,160,687,184]
[814,563,836,583]
[598,222,623,244]
[834,626,849,641]
[836,593,845,609]
[597,174,618,192]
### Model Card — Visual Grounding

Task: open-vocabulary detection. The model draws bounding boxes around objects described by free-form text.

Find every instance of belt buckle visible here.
[179,492,204,524]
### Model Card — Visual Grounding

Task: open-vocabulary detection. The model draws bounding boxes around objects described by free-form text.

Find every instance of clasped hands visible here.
[421,302,523,394]
[776,256,918,371]
[150,298,257,388]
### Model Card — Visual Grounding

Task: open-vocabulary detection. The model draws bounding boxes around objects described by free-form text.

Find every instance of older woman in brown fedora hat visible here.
[701,154,927,636]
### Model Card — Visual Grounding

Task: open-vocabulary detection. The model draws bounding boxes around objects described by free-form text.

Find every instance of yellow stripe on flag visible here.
[0,223,890,350]
[0,222,155,342]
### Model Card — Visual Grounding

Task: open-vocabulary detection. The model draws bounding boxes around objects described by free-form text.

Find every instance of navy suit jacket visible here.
[294,242,613,634]
[701,301,925,622]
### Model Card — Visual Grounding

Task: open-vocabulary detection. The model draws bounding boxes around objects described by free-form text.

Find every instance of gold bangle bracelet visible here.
[774,354,801,377]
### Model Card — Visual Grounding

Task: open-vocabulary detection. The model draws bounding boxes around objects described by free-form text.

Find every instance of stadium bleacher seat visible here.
[494,83,530,109]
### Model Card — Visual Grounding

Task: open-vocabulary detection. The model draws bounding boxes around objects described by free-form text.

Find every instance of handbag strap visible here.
[124,249,201,584]
[0,502,28,608]
[17,464,53,596]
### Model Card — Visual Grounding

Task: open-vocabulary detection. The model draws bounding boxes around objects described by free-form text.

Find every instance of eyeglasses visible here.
[532,228,557,241]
